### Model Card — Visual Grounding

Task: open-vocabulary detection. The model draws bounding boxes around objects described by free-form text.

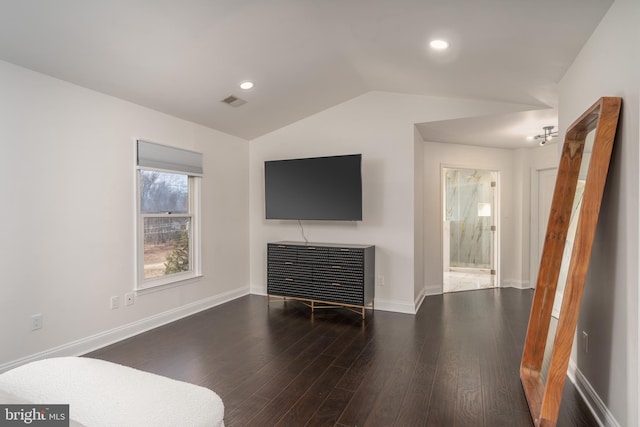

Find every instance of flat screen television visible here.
[265,154,362,221]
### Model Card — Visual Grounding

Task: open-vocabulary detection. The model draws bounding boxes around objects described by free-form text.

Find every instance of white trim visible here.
[373,298,416,314]
[423,284,442,296]
[250,285,267,296]
[414,289,426,312]
[0,287,249,374]
[250,286,417,315]
[501,279,532,289]
[568,359,621,427]
[414,284,442,312]
[134,274,204,296]
[493,171,501,289]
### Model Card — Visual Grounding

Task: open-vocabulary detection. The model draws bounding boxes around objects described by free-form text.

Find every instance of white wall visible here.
[513,143,559,288]
[249,91,535,313]
[0,60,250,368]
[422,141,526,293]
[558,0,640,424]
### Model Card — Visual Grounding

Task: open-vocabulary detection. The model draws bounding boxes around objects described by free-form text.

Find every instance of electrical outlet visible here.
[31,314,43,331]
[582,331,589,353]
[110,296,119,309]
[376,275,384,287]
[125,292,135,306]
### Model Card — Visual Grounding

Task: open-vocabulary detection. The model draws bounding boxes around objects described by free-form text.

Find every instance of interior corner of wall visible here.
[423,284,442,297]
[249,285,267,296]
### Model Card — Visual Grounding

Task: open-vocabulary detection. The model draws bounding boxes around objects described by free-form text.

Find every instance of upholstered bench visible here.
[0,357,224,427]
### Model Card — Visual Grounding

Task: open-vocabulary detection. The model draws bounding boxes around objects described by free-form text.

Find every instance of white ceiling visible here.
[0,0,612,142]
[417,108,559,149]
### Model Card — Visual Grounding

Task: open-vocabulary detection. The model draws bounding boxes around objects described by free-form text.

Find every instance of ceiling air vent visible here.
[221,95,247,107]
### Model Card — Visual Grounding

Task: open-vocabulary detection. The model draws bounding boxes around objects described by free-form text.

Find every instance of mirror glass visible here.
[540,128,594,382]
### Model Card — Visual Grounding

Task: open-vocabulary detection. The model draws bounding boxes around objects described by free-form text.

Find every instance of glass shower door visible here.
[443,168,497,292]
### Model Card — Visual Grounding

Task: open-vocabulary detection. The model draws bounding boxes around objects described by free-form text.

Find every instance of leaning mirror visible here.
[520,97,621,427]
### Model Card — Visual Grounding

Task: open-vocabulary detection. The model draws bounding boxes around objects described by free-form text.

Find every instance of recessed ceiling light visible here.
[239,81,254,90]
[429,39,449,50]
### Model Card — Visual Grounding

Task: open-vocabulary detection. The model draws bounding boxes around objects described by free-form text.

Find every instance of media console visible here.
[267,241,375,319]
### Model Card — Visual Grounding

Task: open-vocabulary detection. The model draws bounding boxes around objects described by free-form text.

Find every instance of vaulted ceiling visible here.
[0,0,613,142]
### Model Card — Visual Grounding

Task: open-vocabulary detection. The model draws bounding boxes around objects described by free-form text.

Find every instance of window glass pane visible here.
[140,170,188,214]
[143,217,191,279]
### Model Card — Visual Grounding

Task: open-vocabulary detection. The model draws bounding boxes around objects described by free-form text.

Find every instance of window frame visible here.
[136,167,202,291]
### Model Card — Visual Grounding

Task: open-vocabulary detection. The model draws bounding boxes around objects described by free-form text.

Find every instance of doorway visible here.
[530,167,557,289]
[442,167,498,293]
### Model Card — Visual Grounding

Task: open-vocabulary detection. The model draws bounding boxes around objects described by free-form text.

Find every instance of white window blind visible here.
[137,140,203,176]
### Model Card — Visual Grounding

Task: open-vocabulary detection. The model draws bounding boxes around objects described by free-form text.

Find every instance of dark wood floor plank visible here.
[425,345,461,426]
[363,340,422,426]
[84,290,598,427]
[321,320,367,359]
[479,293,532,426]
[306,387,355,427]
[338,326,414,426]
[225,394,271,427]
[274,365,346,427]
[454,350,483,427]
[330,320,377,369]
[334,339,378,391]
[394,307,443,426]
[254,334,338,400]
[215,370,275,416]
[393,347,439,426]
[246,354,335,426]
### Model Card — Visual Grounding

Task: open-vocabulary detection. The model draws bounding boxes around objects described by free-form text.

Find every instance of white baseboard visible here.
[423,283,443,296]
[0,287,250,374]
[501,279,531,289]
[414,290,426,313]
[568,359,620,427]
[249,285,267,296]
[414,284,442,312]
[252,285,417,315]
[374,298,416,314]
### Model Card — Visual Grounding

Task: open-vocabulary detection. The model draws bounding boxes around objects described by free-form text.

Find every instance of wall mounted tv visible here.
[265,154,362,221]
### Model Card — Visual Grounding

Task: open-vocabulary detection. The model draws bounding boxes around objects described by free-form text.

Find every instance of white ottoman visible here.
[0,357,224,427]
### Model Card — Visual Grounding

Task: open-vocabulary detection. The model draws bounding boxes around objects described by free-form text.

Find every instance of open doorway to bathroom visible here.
[442,167,498,293]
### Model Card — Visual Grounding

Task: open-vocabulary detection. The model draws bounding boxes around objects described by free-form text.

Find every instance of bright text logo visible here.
[0,405,69,426]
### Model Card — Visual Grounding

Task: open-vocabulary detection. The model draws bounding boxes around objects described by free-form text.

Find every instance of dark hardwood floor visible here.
[85,289,597,426]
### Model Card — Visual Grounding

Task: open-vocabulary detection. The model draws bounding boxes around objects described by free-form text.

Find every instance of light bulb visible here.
[429,40,449,50]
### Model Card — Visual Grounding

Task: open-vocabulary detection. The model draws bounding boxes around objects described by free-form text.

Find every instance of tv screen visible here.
[265,154,362,221]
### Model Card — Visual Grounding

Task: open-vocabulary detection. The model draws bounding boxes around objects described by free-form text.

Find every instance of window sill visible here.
[135,274,203,296]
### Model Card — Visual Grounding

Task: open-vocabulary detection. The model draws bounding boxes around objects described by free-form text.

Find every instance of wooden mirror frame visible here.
[520,97,622,427]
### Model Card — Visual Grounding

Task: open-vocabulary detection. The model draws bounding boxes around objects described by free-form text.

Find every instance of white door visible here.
[531,167,557,288]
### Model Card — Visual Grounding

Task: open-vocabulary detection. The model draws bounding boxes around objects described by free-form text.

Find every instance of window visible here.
[136,140,202,289]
